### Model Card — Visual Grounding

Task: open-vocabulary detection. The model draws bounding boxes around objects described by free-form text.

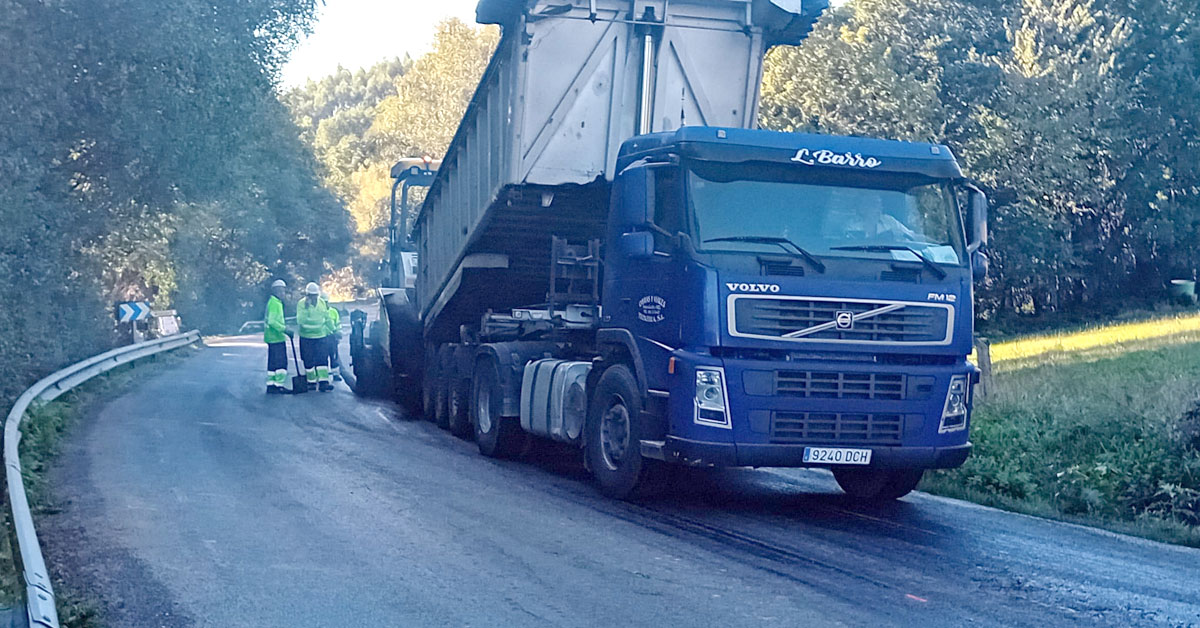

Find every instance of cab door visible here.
[603,164,684,389]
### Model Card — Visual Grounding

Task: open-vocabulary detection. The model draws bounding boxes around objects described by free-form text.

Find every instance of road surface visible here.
[38,337,1200,627]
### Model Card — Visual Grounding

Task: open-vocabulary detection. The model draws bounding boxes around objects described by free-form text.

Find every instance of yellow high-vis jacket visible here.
[264,296,287,344]
[296,297,330,339]
[326,304,341,336]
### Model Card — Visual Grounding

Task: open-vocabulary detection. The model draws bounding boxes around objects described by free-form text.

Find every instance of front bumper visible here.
[662,347,977,469]
[663,436,972,469]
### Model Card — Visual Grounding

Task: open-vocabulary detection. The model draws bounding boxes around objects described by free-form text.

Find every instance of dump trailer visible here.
[379,0,991,500]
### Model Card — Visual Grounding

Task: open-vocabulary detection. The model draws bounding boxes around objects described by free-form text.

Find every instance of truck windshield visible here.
[686,161,966,266]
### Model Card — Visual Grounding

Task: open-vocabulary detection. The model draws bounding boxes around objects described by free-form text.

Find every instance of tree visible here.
[0,0,349,415]
[370,20,500,159]
[285,20,499,298]
[761,0,1200,325]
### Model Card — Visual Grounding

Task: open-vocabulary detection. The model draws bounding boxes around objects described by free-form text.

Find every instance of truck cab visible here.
[592,126,987,498]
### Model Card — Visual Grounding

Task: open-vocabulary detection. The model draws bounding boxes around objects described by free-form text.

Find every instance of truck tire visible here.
[434,346,454,429]
[447,375,473,438]
[393,373,422,418]
[472,357,524,457]
[422,355,440,421]
[586,365,653,500]
[436,374,454,430]
[351,346,389,398]
[833,468,924,501]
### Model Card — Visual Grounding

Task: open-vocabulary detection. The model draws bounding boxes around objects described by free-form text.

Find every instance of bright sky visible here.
[282,0,480,87]
[282,0,849,87]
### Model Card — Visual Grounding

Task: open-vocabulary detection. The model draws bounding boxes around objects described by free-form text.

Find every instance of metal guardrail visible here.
[3,331,201,627]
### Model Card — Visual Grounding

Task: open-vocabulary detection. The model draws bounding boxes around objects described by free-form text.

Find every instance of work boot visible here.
[267,386,284,395]
[319,381,334,392]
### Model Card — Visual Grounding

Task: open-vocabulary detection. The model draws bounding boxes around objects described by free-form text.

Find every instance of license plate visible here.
[803,447,872,465]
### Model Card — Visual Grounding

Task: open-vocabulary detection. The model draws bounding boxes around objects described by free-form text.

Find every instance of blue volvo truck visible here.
[352,0,989,500]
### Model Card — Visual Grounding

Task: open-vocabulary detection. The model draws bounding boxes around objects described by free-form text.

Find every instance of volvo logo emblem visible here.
[835,311,854,330]
[726,283,781,293]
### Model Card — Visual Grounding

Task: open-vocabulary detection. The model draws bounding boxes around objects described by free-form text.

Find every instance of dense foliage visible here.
[0,0,349,404]
[285,58,409,243]
[761,0,1200,329]
[284,20,499,297]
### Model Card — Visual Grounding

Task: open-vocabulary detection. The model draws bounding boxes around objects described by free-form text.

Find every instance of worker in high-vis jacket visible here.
[322,292,342,381]
[264,279,293,394]
[297,282,333,392]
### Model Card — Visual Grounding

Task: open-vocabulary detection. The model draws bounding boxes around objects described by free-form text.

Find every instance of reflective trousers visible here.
[266,342,288,389]
[299,336,330,383]
[327,334,340,375]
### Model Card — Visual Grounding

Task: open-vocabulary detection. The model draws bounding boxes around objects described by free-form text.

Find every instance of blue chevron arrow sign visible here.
[116,301,151,323]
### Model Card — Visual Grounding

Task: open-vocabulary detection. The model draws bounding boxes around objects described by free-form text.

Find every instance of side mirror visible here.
[612,166,654,230]
[965,184,988,254]
[617,231,655,260]
[971,250,989,282]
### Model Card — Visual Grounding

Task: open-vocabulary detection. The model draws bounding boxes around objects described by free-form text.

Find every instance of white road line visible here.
[374,408,400,432]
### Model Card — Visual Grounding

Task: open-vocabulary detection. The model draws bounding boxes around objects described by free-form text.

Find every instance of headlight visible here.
[939,375,969,433]
[695,370,725,411]
[694,367,731,428]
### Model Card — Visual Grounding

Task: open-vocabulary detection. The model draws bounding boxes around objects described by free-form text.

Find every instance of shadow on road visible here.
[499,431,920,524]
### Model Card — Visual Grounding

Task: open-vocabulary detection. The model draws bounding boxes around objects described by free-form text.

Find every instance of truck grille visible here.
[771,412,903,446]
[731,296,952,345]
[776,371,905,400]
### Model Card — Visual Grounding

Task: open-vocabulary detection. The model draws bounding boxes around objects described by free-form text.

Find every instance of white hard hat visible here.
[305,282,320,295]
[271,279,286,288]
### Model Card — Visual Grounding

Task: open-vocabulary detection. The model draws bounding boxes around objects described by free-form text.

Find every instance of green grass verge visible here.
[923,327,1200,547]
[0,347,197,627]
[988,310,1200,368]
[978,302,1200,341]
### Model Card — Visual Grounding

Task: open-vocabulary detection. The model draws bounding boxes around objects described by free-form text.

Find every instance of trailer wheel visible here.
[472,357,524,457]
[447,376,473,438]
[393,373,423,418]
[586,365,652,500]
[434,347,454,429]
[422,355,440,420]
[833,468,924,501]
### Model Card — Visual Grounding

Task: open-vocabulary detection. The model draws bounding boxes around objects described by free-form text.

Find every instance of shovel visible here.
[288,335,308,395]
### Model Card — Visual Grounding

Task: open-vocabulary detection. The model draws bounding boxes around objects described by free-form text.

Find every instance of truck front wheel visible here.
[472,357,524,457]
[586,365,653,500]
[833,468,924,501]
